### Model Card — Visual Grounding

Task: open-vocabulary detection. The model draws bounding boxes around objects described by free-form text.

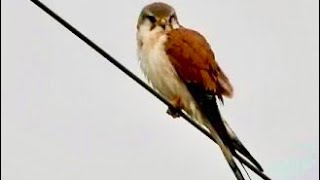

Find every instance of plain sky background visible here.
[1,0,319,180]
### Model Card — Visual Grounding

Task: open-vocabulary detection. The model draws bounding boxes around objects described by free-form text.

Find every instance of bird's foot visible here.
[166,96,182,119]
[166,107,181,118]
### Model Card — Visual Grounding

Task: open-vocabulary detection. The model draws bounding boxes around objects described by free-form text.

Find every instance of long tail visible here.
[187,84,245,180]
[224,120,264,172]
[206,122,245,180]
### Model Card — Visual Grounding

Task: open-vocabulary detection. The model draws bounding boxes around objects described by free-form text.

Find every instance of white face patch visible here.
[171,19,180,29]
[137,20,162,46]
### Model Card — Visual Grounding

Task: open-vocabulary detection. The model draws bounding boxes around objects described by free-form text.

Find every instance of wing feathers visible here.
[165,28,233,98]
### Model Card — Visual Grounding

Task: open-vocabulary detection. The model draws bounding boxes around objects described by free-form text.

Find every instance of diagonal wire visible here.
[29,1,271,179]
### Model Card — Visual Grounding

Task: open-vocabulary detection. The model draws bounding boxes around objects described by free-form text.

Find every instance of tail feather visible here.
[187,84,245,180]
[206,124,245,180]
[232,136,264,172]
[186,84,264,177]
[224,120,264,172]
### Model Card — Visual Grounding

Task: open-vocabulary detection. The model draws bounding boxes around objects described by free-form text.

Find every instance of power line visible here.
[29,1,271,179]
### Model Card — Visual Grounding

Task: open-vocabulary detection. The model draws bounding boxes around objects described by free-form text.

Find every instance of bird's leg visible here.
[166,96,182,118]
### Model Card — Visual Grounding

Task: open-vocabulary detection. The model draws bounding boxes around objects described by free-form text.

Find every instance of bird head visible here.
[137,2,180,33]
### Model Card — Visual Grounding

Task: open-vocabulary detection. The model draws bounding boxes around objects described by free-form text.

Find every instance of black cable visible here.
[29,1,271,179]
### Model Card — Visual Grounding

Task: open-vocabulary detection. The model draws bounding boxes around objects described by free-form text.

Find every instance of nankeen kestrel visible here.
[136,2,264,180]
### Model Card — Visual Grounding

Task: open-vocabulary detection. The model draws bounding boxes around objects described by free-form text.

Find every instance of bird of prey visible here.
[136,2,263,180]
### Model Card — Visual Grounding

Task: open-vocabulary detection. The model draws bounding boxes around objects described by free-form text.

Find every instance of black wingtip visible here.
[232,140,264,172]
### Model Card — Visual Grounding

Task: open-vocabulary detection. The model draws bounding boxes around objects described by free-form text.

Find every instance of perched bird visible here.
[136,2,263,180]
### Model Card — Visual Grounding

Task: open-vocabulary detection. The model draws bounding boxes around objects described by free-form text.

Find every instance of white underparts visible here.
[137,22,206,126]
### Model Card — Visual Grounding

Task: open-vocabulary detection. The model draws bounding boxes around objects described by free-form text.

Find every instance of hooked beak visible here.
[157,18,167,29]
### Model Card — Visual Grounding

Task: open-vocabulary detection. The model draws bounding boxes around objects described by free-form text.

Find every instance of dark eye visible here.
[169,15,175,23]
[146,15,156,23]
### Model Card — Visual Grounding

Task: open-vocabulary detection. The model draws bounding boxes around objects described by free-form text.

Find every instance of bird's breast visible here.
[137,32,205,125]
[138,34,183,99]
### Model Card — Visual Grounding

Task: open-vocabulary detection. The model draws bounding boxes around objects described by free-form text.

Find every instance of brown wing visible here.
[165,28,233,98]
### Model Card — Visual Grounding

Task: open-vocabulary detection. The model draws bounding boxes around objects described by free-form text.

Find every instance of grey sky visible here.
[2,0,319,180]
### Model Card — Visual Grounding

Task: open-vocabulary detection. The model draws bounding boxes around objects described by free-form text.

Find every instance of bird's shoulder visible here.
[164,28,233,98]
[165,28,215,64]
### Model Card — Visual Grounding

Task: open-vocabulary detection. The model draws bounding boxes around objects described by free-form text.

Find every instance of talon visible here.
[166,96,183,118]
[166,107,181,118]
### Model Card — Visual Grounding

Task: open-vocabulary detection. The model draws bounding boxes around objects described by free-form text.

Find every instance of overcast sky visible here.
[2,0,319,180]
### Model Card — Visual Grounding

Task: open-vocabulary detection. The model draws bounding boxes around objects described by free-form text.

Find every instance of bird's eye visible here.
[169,15,175,23]
[146,15,156,23]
